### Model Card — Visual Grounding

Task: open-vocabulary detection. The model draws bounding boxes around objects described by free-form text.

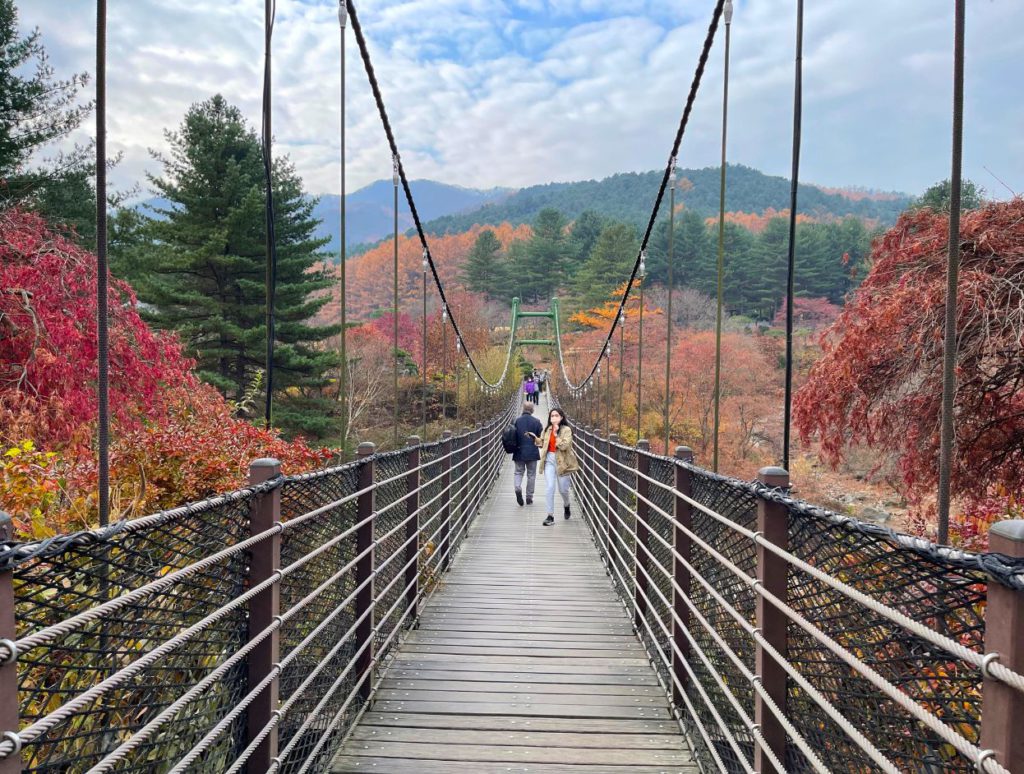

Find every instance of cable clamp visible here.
[273,616,284,627]
[976,749,997,773]
[1,732,21,757]
[338,0,348,26]
[0,640,17,666]
[724,0,734,25]
[272,569,284,582]
[980,652,1001,680]
[392,153,400,184]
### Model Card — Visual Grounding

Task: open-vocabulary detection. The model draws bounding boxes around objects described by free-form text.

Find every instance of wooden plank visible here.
[339,740,692,766]
[333,757,697,773]
[356,713,680,734]
[370,700,672,719]
[349,726,686,749]
[383,679,665,695]
[386,669,659,685]
[374,689,667,706]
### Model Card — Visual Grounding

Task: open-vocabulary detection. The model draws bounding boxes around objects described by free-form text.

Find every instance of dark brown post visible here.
[755,466,790,773]
[246,459,281,774]
[672,446,694,708]
[405,436,421,624]
[0,513,20,774]
[634,440,651,631]
[441,431,454,571]
[981,520,1024,771]
[607,434,620,574]
[355,442,376,703]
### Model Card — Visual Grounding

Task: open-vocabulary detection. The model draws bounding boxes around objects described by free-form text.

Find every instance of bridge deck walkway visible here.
[333,398,697,773]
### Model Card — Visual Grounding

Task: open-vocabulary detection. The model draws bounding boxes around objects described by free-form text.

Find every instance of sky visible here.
[17,0,1024,200]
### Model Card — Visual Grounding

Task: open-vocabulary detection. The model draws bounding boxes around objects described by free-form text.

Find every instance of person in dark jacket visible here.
[512,402,543,505]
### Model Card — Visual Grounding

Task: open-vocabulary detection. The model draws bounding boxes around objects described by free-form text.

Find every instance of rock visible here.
[859,506,891,523]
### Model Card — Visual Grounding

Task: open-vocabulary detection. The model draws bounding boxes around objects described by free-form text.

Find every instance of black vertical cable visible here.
[636,256,646,443]
[422,251,428,439]
[442,310,449,429]
[782,0,803,472]
[392,155,399,445]
[618,321,625,435]
[338,0,349,455]
[95,0,110,526]
[937,0,966,545]
[713,0,733,473]
[664,167,676,454]
[262,0,278,429]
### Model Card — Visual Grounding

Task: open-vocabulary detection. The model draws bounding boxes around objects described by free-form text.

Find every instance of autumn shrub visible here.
[0,208,330,537]
[795,198,1024,542]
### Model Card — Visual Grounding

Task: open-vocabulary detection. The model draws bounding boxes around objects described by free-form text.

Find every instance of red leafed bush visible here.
[794,199,1024,534]
[0,209,330,537]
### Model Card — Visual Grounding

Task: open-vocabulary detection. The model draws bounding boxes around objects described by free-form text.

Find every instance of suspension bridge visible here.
[3,0,1024,772]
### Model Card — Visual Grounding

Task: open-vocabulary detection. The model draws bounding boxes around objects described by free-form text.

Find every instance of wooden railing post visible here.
[981,520,1024,771]
[441,431,454,571]
[246,458,281,774]
[634,440,651,632]
[405,436,421,624]
[355,442,376,703]
[755,466,790,773]
[0,512,20,774]
[672,446,694,709]
[607,434,620,575]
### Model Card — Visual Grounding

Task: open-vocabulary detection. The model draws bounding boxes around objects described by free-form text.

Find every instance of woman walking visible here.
[530,408,580,526]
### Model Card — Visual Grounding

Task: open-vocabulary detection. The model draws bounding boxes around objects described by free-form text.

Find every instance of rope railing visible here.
[554,395,1024,774]
[0,396,516,772]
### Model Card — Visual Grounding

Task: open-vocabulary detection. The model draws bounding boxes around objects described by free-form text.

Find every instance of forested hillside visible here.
[423,164,910,236]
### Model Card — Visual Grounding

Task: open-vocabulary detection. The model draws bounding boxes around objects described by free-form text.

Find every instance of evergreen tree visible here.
[462,228,503,297]
[134,95,339,437]
[0,0,95,234]
[913,178,984,213]
[524,208,572,301]
[567,210,604,273]
[572,223,638,309]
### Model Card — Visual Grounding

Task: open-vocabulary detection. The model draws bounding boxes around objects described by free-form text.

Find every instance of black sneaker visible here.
[526,497,533,505]
[515,490,524,506]
[543,515,554,526]
[564,505,571,520]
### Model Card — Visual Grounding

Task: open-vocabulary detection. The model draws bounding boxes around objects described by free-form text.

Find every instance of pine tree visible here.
[572,223,638,309]
[135,95,339,437]
[524,208,572,301]
[462,228,503,297]
[0,0,95,234]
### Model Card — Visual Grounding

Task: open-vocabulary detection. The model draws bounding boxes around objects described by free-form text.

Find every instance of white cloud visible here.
[16,0,1024,200]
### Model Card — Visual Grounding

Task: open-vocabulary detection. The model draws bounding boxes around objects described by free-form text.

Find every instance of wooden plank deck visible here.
[333,398,697,773]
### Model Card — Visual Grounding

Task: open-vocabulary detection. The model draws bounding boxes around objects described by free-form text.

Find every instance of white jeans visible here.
[544,452,571,514]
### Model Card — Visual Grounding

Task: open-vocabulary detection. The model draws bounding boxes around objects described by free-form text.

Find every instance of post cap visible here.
[758,466,790,488]
[249,458,281,484]
[637,439,650,451]
[406,435,421,446]
[674,446,694,461]
[609,433,619,442]
[357,441,375,457]
[990,520,1024,558]
[442,430,452,440]
[0,511,12,543]
[461,427,472,435]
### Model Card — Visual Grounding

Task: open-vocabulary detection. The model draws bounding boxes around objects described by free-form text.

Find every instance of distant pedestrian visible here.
[537,371,547,394]
[512,402,543,506]
[530,408,580,526]
[523,376,537,404]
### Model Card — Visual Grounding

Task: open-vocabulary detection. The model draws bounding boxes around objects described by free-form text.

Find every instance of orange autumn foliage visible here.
[706,208,818,234]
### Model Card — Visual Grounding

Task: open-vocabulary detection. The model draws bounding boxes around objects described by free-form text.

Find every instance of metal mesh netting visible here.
[9,493,256,773]
[682,466,759,772]
[418,439,449,579]
[277,464,361,774]
[642,456,677,692]
[371,450,414,656]
[609,444,637,604]
[782,506,989,773]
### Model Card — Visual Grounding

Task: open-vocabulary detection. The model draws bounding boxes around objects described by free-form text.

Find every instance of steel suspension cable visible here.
[392,155,399,443]
[712,0,734,473]
[338,0,349,454]
[936,0,966,545]
[96,0,110,526]
[663,164,676,454]
[782,0,803,470]
[346,0,514,390]
[262,0,278,429]
[636,257,646,442]
[422,250,428,438]
[554,0,727,391]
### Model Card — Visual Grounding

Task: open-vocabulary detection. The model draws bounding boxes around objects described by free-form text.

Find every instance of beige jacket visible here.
[534,425,581,477]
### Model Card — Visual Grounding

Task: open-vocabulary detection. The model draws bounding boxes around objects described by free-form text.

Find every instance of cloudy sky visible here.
[18,0,1024,200]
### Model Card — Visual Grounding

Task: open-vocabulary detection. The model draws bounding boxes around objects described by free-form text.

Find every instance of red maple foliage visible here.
[772,296,842,329]
[794,199,1024,531]
[0,209,330,537]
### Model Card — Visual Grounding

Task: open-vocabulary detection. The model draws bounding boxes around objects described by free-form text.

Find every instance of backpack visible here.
[501,423,519,454]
